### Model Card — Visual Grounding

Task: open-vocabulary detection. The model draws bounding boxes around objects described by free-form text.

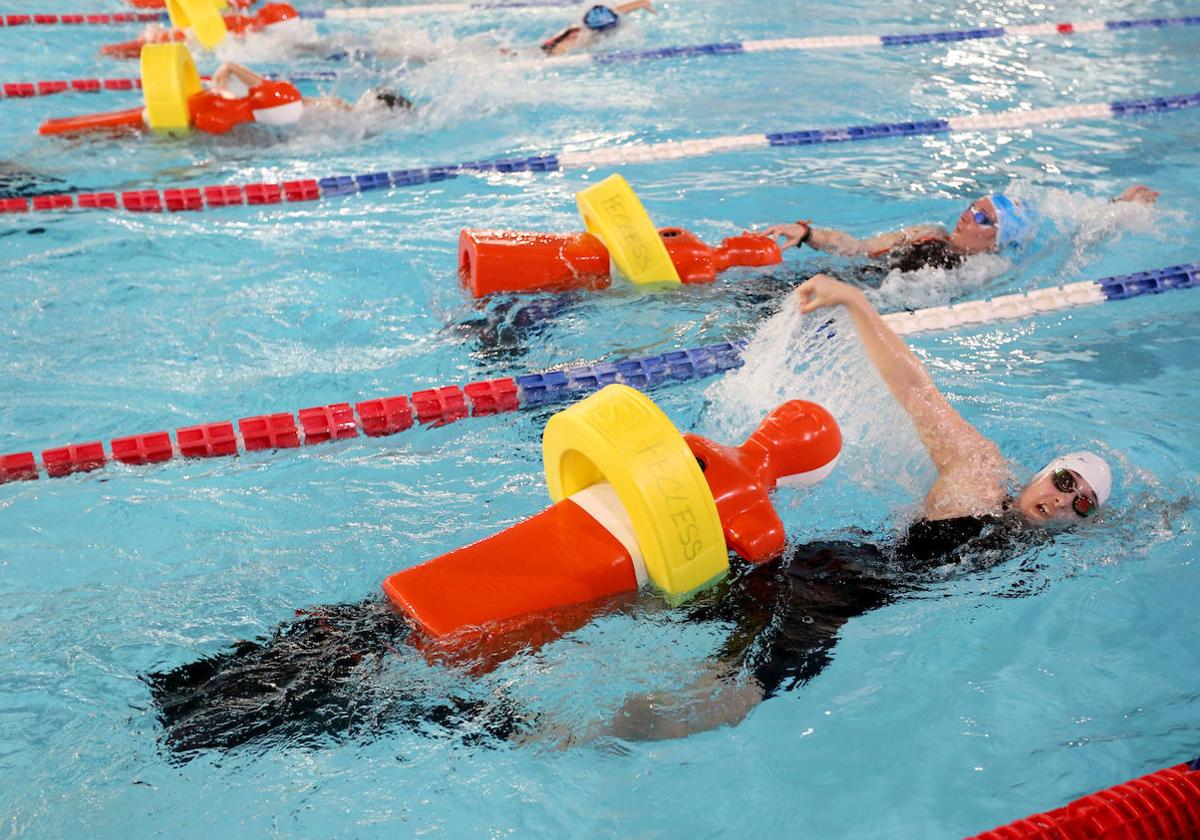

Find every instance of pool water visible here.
[2,0,1199,836]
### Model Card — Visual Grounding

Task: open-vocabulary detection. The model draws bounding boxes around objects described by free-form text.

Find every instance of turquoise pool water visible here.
[2,0,1199,836]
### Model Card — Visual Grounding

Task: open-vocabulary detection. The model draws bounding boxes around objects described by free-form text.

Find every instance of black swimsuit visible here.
[691,514,1006,697]
[147,515,1016,755]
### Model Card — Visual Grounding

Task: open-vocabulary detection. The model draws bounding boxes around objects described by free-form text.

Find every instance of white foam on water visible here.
[1005,181,1182,278]
[703,299,929,504]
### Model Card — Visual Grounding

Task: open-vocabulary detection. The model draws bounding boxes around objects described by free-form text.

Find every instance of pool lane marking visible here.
[2,15,1198,91]
[0,0,575,27]
[0,342,745,483]
[2,14,1196,100]
[0,71,337,99]
[521,15,1200,69]
[881,264,1200,336]
[2,263,1197,485]
[2,90,1197,215]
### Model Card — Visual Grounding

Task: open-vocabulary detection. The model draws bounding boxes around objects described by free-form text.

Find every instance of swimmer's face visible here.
[1016,468,1099,525]
[949,197,999,254]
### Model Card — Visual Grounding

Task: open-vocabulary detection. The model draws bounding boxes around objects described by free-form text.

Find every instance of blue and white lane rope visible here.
[5,89,1195,216]
[524,15,1200,68]
[5,263,1194,484]
[882,262,1200,336]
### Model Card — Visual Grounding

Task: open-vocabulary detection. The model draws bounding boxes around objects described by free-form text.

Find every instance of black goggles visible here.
[1052,469,1098,518]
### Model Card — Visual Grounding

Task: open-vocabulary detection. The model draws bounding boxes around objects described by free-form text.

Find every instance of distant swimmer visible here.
[540,1,656,56]
[760,185,1160,273]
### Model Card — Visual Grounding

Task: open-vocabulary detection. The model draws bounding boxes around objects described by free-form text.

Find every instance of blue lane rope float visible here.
[5,90,1197,215]
[1,262,1196,484]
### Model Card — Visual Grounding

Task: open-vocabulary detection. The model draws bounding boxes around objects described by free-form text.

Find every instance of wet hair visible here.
[373,89,413,110]
[887,237,964,273]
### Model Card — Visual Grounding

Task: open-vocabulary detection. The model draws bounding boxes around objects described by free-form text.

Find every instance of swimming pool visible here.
[2,0,1199,835]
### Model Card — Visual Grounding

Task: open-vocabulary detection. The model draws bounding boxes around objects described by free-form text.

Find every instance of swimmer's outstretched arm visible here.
[1113,185,1159,204]
[211,62,268,96]
[613,0,655,13]
[763,222,946,256]
[797,274,1008,518]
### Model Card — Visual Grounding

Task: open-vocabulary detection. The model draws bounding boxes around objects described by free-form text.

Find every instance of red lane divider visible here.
[970,760,1200,839]
[1,75,217,99]
[0,178,322,215]
[0,379,517,484]
[0,11,162,25]
[2,79,136,98]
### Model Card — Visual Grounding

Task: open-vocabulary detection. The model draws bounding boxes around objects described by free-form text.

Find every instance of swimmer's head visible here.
[949,194,1032,254]
[583,4,620,31]
[365,88,413,110]
[989,194,1033,249]
[1016,451,1112,525]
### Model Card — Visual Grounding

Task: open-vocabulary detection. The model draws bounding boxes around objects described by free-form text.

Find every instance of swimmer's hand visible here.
[762,222,810,251]
[795,273,865,314]
[1114,184,1160,205]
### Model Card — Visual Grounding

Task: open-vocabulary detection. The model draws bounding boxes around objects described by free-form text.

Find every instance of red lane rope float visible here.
[1,77,143,98]
[0,11,162,24]
[968,759,1200,839]
[0,379,526,483]
[0,11,163,25]
[0,339,744,485]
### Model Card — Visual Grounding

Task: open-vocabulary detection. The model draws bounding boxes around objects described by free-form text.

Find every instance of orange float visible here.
[382,387,841,652]
[39,76,302,136]
[38,107,147,135]
[458,226,782,297]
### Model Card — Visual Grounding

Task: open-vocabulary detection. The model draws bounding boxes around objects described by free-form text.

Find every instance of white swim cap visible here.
[1041,451,1113,507]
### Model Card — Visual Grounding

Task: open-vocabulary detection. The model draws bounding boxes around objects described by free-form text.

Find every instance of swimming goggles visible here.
[1052,469,1097,518]
[970,205,996,227]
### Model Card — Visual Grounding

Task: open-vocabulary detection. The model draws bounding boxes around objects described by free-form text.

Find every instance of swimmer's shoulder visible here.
[900,223,950,243]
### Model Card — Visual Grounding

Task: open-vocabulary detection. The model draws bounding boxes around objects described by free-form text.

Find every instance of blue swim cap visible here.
[989,194,1033,250]
[583,4,620,31]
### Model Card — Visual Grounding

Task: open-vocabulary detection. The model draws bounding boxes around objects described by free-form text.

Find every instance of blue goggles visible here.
[970,205,995,227]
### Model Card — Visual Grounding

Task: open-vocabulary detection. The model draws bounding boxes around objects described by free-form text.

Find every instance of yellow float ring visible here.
[542,384,727,605]
[576,174,681,287]
[165,0,228,49]
[140,42,202,134]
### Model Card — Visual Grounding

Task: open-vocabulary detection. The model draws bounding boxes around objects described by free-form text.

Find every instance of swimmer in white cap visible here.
[761,185,1159,273]
[795,272,1112,527]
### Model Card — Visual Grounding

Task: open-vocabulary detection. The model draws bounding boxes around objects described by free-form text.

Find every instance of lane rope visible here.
[0,0,575,26]
[526,15,1200,69]
[3,15,1195,99]
[0,70,338,98]
[2,261,1196,484]
[3,89,1196,215]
